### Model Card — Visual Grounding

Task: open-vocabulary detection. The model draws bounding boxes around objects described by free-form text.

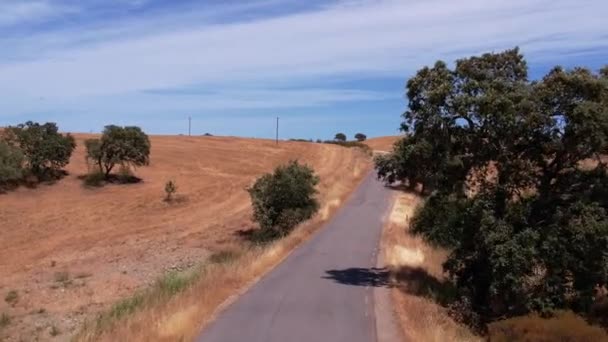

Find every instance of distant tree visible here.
[354,133,367,141]
[247,161,319,241]
[376,48,608,324]
[334,133,347,142]
[0,141,24,185]
[86,125,150,178]
[3,121,75,178]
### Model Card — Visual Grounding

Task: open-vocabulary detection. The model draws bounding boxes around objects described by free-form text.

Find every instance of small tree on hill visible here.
[247,161,319,241]
[86,125,150,178]
[334,133,347,142]
[3,121,75,178]
[354,133,367,141]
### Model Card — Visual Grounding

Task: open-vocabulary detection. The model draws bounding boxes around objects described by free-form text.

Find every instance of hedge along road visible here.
[197,172,395,342]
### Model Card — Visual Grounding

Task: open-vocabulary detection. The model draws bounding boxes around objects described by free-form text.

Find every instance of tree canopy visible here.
[86,125,150,177]
[376,48,608,324]
[334,133,347,142]
[3,121,75,178]
[354,133,367,141]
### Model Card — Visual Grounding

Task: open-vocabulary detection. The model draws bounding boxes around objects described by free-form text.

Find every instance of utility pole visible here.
[276,117,279,145]
[188,116,191,136]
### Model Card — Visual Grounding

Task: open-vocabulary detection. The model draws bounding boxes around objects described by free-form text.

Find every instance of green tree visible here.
[3,121,75,178]
[354,133,367,141]
[0,141,24,185]
[247,161,319,241]
[334,133,347,142]
[86,125,150,177]
[376,48,608,323]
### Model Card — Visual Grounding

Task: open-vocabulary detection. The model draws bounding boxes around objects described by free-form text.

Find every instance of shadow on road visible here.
[323,267,391,287]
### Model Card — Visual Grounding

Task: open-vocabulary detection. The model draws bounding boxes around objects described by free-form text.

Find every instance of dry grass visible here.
[0,134,370,341]
[364,136,402,152]
[488,310,608,342]
[381,191,480,342]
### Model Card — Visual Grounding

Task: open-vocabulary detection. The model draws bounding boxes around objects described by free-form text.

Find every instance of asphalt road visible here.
[197,172,393,342]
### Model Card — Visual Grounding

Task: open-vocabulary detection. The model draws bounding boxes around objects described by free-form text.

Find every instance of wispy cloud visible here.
[0,0,606,135]
[0,0,76,27]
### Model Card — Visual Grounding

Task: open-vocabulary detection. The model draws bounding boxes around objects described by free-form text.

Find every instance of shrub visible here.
[354,133,367,141]
[0,313,9,328]
[488,311,608,342]
[334,133,347,142]
[4,290,18,306]
[85,125,150,178]
[3,121,75,179]
[247,160,319,241]
[164,180,177,201]
[0,141,24,186]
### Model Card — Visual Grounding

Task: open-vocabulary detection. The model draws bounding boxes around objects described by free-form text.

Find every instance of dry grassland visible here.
[0,135,370,341]
[381,191,480,342]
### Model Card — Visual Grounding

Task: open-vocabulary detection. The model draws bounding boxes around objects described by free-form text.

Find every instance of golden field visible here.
[0,135,370,341]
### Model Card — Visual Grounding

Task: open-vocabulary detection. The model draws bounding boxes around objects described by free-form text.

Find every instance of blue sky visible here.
[0,0,606,139]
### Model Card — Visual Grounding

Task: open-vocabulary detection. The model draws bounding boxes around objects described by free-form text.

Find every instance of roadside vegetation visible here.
[247,160,320,242]
[376,47,608,339]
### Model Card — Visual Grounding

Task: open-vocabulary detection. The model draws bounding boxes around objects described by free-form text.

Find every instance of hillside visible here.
[0,135,370,340]
[364,136,402,152]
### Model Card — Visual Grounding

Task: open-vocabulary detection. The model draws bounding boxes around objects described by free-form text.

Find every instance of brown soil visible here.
[0,135,370,341]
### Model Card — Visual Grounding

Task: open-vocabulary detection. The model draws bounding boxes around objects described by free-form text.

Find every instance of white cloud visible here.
[0,0,606,120]
[0,1,75,27]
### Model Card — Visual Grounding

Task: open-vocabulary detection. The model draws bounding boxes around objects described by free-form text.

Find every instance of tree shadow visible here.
[0,170,69,194]
[392,266,457,305]
[323,267,391,287]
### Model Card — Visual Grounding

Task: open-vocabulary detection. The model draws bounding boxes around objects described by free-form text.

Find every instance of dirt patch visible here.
[0,135,370,341]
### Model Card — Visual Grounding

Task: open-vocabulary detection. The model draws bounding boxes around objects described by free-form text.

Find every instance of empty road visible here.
[197,172,393,342]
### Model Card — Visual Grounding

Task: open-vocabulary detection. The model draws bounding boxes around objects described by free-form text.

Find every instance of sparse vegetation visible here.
[354,133,367,142]
[334,132,347,142]
[247,161,319,242]
[54,271,72,288]
[164,180,177,202]
[50,325,61,337]
[0,313,10,329]
[208,250,239,264]
[488,311,608,341]
[4,290,18,306]
[377,47,608,333]
[85,125,150,179]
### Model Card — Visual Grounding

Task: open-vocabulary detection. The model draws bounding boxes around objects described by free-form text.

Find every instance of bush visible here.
[85,125,150,178]
[354,133,367,141]
[334,133,347,142]
[164,180,177,201]
[3,121,75,179]
[0,141,24,187]
[488,311,608,342]
[247,160,319,241]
